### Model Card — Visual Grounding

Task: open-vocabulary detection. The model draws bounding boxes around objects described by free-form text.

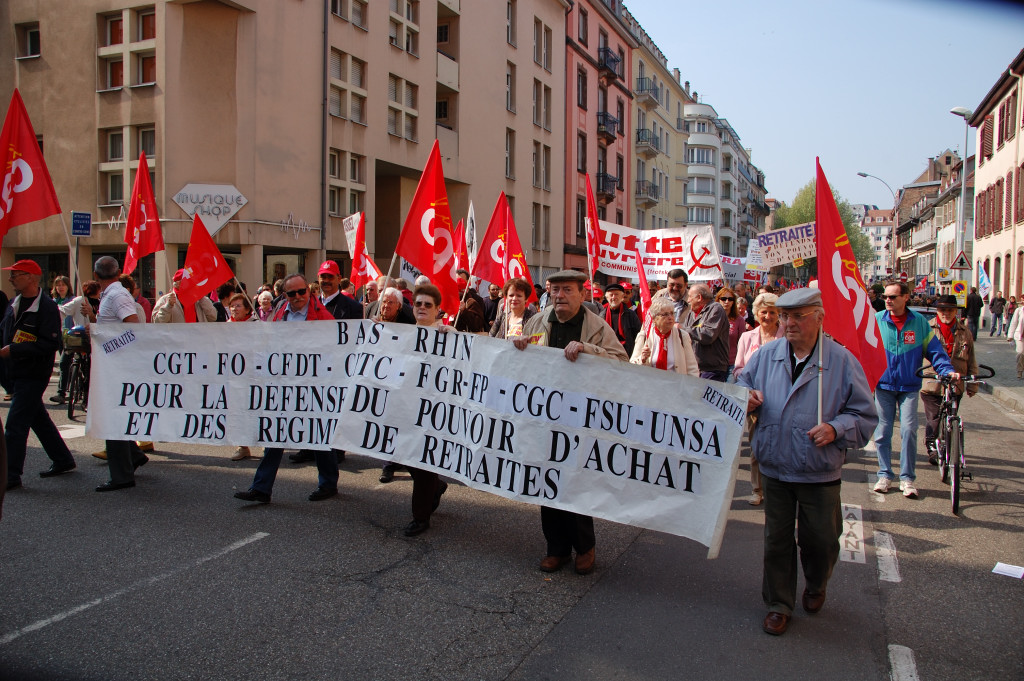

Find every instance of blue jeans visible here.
[990,313,1004,336]
[873,388,919,482]
[250,448,338,495]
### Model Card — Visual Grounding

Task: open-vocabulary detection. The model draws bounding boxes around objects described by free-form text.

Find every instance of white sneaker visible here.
[899,480,918,499]
[748,494,763,506]
[873,477,890,493]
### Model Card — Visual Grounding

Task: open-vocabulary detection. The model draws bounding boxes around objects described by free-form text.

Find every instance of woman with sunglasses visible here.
[629,297,699,376]
[401,284,450,536]
[715,287,745,380]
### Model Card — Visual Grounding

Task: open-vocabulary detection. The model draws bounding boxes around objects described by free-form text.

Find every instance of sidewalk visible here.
[972,332,1024,412]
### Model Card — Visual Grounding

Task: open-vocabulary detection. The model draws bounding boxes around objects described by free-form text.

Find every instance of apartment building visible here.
[2,0,568,296]
[969,47,1023,298]
[893,151,957,281]
[860,208,893,281]
[561,0,636,273]
[931,156,974,295]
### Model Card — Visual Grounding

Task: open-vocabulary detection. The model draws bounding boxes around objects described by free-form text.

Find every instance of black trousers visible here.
[921,392,942,447]
[6,378,74,482]
[408,467,439,523]
[540,506,595,557]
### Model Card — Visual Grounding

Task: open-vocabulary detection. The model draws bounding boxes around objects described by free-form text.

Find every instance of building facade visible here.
[860,208,893,282]
[893,151,958,284]
[969,47,1023,299]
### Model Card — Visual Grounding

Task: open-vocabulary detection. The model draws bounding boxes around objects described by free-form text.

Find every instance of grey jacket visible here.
[685,301,730,373]
[736,336,878,483]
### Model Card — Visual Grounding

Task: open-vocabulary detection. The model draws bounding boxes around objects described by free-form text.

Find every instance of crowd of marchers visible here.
[3,255,1020,639]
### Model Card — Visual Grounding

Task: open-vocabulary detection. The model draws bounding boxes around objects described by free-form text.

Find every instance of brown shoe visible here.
[802,589,826,614]
[763,612,790,636]
[231,446,252,461]
[574,548,596,575]
[135,441,155,452]
[92,450,108,461]
[538,555,571,573]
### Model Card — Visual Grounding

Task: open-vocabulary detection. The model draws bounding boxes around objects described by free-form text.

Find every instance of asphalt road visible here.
[0,379,1021,681]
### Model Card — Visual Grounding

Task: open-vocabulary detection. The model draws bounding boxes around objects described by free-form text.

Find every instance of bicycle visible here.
[916,364,995,514]
[63,325,91,420]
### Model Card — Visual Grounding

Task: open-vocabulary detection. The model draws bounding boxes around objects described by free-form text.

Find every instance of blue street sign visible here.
[71,211,92,237]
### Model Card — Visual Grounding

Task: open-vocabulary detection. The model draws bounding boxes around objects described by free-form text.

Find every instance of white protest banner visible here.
[87,322,746,555]
[745,238,769,272]
[595,221,722,282]
[756,222,816,268]
[720,255,746,281]
[342,212,361,257]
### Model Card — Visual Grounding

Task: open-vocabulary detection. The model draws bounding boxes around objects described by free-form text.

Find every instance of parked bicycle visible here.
[916,364,995,514]
[63,325,91,420]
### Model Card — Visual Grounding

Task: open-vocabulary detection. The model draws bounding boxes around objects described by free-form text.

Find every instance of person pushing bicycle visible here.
[920,294,977,466]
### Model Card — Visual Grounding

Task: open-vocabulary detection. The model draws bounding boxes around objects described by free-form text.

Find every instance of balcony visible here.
[635,128,660,158]
[635,179,659,208]
[596,111,618,142]
[634,77,660,109]
[436,50,459,92]
[596,172,618,204]
[597,47,620,82]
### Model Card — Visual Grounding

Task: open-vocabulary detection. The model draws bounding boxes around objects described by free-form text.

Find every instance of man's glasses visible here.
[779,310,818,322]
[882,294,903,300]
[284,289,308,297]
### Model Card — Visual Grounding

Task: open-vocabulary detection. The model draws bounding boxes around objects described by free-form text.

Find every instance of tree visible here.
[774,180,876,276]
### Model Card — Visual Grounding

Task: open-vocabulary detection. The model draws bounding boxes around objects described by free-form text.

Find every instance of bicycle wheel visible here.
[937,416,949,484]
[67,361,82,419]
[950,418,962,514]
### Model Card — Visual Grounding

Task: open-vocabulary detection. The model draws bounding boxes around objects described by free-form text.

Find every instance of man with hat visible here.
[602,283,641,357]
[152,269,218,323]
[317,260,363,320]
[736,288,877,636]
[920,295,977,465]
[512,269,628,575]
[1,259,77,490]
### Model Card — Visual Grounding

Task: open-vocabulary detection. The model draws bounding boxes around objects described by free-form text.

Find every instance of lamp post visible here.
[857,171,898,281]
[949,107,973,266]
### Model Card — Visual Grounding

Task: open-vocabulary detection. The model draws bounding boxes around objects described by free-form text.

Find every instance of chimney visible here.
[673,68,680,84]
[684,80,690,96]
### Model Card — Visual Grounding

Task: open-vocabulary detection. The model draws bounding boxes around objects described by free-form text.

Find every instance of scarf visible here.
[604,305,625,340]
[936,317,955,356]
[654,326,671,370]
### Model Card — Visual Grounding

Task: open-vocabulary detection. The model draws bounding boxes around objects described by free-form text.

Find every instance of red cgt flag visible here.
[452,219,469,272]
[633,248,653,335]
[584,175,602,283]
[349,212,382,291]
[177,214,235,322]
[123,151,164,275]
[0,89,62,239]
[815,158,886,390]
[394,139,461,315]
[471,192,537,304]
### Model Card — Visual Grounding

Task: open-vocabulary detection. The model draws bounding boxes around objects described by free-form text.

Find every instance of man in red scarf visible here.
[602,283,641,357]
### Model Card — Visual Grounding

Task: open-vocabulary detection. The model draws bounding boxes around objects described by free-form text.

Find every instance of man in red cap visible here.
[1,259,77,490]
[317,260,362,321]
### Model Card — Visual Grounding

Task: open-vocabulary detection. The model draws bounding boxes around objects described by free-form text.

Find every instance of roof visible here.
[968,47,1024,126]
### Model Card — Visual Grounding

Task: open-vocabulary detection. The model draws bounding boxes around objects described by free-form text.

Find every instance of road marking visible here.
[57,425,86,439]
[0,532,269,646]
[888,644,920,681]
[874,531,901,583]
[839,503,865,563]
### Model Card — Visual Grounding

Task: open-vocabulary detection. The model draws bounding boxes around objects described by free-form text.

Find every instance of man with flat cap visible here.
[602,283,641,357]
[512,269,628,575]
[1,259,77,490]
[736,288,877,636]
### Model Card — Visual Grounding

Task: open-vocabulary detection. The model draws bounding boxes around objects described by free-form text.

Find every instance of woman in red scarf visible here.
[629,297,698,376]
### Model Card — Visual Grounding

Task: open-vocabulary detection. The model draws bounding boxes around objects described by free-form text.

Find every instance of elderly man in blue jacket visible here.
[737,288,877,636]
[872,282,956,499]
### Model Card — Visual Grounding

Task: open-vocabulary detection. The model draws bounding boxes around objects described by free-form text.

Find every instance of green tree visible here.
[773,180,876,276]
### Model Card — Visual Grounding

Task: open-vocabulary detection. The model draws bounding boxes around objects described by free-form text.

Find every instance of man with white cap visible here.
[736,288,877,636]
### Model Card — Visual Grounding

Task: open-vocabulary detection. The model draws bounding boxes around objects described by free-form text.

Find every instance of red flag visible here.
[122,152,164,275]
[632,248,653,334]
[0,89,61,239]
[394,140,460,314]
[452,219,469,272]
[471,192,537,304]
[815,159,886,390]
[176,214,235,322]
[349,212,382,290]
[584,175,602,281]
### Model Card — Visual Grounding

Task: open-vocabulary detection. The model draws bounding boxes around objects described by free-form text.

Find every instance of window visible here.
[329,187,342,216]
[533,19,543,65]
[108,130,124,162]
[329,87,343,117]
[543,85,552,130]
[436,99,449,120]
[107,173,124,205]
[389,20,402,47]
[532,79,542,126]
[543,26,552,70]
[532,141,542,187]
[388,75,419,141]
[16,23,41,59]
[616,155,624,190]
[329,149,342,179]
[437,23,449,44]
[506,1,516,45]
[506,62,516,112]
[137,54,156,85]
[351,0,367,28]
[616,48,625,79]
[578,7,588,44]
[104,58,124,89]
[351,57,365,87]
[576,197,587,237]
[331,0,344,18]
[350,94,366,124]
[695,120,708,133]
[405,28,419,55]
[388,109,400,136]
[577,132,587,173]
[532,202,550,251]
[616,99,625,135]
[329,49,344,81]
[139,127,156,157]
[542,145,551,191]
[687,147,715,165]
[349,191,362,215]
[106,15,123,45]
[505,129,516,178]
[576,68,587,109]
[138,10,156,41]
[350,154,364,184]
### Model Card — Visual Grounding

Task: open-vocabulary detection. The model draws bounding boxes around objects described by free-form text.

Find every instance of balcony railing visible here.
[635,179,659,206]
[635,127,661,156]
[596,172,618,202]
[597,47,620,80]
[634,77,660,107]
[596,111,619,140]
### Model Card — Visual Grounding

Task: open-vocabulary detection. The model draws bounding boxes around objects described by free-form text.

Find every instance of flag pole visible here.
[57,213,80,291]
[385,252,399,281]
[817,326,824,426]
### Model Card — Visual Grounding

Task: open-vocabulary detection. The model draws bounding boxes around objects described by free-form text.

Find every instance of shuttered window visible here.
[330,49,343,81]
[982,115,994,159]
[1008,91,1018,141]
[351,59,365,88]
[1006,172,1014,229]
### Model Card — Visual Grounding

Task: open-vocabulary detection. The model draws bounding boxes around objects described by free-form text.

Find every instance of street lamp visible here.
[949,107,973,264]
[857,171,898,280]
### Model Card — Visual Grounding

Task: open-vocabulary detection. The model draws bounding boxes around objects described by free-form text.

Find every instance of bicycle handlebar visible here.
[914,364,995,382]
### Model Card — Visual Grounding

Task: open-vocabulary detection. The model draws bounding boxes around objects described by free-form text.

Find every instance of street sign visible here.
[952,280,967,307]
[899,271,908,282]
[937,268,952,282]
[71,211,92,237]
[949,250,971,270]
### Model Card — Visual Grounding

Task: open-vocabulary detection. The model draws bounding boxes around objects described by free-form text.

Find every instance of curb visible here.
[980,383,1024,413]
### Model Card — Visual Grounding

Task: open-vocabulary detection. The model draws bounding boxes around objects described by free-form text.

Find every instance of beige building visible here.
[2,0,567,298]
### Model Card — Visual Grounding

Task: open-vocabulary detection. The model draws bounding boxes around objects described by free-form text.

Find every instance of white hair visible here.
[380,287,403,304]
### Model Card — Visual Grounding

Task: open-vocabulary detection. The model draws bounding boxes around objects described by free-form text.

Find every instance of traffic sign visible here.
[952,280,967,307]
[899,271,908,282]
[71,211,92,237]
[949,250,970,270]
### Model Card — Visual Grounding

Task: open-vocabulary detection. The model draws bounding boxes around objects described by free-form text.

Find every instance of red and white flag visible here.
[0,89,61,240]
[394,140,461,314]
[633,248,653,335]
[584,175,602,282]
[815,158,886,390]
[471,192,537,304]
[452,219,469,272]
[177,214,235,322]
[349,212,381,291]
[122,151,164,275]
